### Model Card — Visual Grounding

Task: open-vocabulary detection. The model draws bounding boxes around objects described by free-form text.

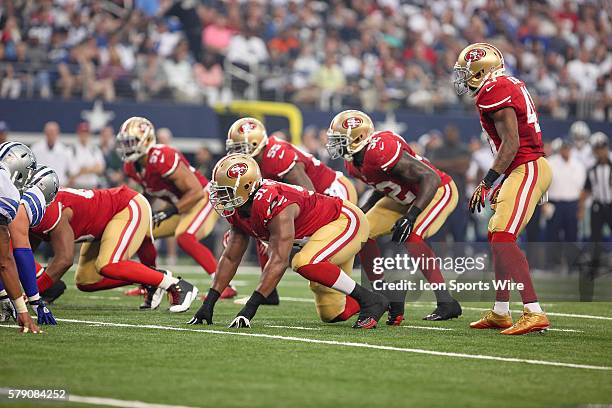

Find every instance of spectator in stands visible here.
[163,40,200,103]
[193,53,224,105]
[135,49,168,101]
[99,125,124,187]
[194,146,214,179]
[31,121,72,186]
[201,12,234,56]
[68,122,105,188]
[157,127,173,145]
[311,53,346,110]
[226,24,269,69]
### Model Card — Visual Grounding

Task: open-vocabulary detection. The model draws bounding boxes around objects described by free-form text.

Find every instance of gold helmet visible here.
[326,110,375,160]
[210,153,262,217]
[116,117,156,161]
[453,43,505,96]
[226,117,268,156]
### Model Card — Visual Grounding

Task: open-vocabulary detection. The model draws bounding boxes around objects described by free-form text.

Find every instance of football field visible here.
[2,265,611,408]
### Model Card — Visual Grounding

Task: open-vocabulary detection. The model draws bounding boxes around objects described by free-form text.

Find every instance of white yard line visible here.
[265,325,321,331]
[401,325,454,331]
[0,388,195,408]
[547,328,584,333]
[49,318,611,371]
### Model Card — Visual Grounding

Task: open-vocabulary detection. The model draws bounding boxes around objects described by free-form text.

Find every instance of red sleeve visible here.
[30,200,62,236]
[253,184,293,226]
[123,163,137,182]
[365,132,404,172]
[476,79,515,114]
[262,140,298,178]
[148,146,180,178]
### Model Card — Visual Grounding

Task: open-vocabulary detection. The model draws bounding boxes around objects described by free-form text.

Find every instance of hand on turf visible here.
[0,295,16,322]
[469,181,491,214]
[17,312,41,334]
[391,216,415,243]
[187,300,214,325]
[30,299,57,325]
[152,206,178,228]
[228,316,251,329]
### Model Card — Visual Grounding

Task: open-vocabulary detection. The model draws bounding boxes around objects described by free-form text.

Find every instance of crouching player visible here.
[32,186,198,312]
[0,142,40,333]
[326,110,462,324]
[0,165,59,324]
[188,154,388,328]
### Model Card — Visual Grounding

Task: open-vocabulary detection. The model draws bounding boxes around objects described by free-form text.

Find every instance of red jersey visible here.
[346,131,451,205]
[124,144,209,204]
[259,136,337,194]
[228,180,342,243]
[476,75,544,174]
[31,186,138,242]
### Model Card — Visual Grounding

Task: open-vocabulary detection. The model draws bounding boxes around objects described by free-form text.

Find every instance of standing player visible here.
[326,110,462,324]
[0,166,59,324]
[117,117,235,299]
[0,142,40,333]
[188,154,388,328]
[32,186,198,312]
[453,42,552,334]
[226,117,359,316]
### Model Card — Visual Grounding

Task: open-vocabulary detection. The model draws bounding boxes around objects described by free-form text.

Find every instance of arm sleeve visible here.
[0,170,20,223]
[20,186,46,227]
[367,135,404,172]
[256,187,292,226]
[476,81,515,114]
[30,200,61,235]
[264,143,298,178]
[150,147,180,178]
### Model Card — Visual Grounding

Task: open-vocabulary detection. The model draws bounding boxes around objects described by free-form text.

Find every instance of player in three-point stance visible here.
[226,117,359,320]
[326,110,462,324]
[188,154,388,328]
[454,42,552,334]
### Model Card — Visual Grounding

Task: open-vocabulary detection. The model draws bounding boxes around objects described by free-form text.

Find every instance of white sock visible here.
[159,274,179,290]
[331,271,356,295]
[28,294,41,303]
[493,301,510,315]
[0,289,6,297]
[524,302,542,313]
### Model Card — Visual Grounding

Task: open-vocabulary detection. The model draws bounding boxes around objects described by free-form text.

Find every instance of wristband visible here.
[406,205,423,222]
[14,296,27,314]
[483,169,501,188]
[206,288,221,305]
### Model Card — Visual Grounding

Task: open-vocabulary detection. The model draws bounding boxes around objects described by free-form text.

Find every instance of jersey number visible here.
[508,76,541,133]
[374,181,414,205]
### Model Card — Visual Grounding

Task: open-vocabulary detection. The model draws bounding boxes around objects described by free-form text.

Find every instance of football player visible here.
[453,43,552,334]
[188,154,388,328]
[0,166,59,324]
[117,117,235,299]
[32,186,198,312]
[326,110,462,324]
[226,117,359,315]
[0,142,40,333]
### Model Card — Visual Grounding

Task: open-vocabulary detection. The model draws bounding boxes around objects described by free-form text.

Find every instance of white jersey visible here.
[0,164,20,223]
[20,185,46,227]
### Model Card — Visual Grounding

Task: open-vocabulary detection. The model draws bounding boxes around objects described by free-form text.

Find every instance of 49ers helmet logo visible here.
[227,163,248,178]
[342,117,363,129]
[465,48,486,62]
[239,122,257,134]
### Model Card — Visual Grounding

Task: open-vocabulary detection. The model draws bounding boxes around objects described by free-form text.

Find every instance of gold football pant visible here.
[153,190,218,240]
[489,157,552,237]
[291,201,369,321]
[75,194,151,286]
[367,181,459,239]
[324,174,358,204]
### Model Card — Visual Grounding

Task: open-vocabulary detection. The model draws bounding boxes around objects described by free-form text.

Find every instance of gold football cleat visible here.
[470,310,513,329]
[500,308,550,335]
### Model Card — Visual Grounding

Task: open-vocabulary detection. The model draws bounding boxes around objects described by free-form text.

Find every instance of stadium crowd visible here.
[0,0,610,119]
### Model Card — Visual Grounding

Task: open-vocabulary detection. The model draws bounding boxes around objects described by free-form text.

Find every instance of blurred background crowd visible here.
[0,0,610,119]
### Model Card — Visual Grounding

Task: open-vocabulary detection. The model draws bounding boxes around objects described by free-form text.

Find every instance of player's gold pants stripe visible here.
[414,183,453,237]
[309,204,361,264]
[489,157,552,236]
[336,175,358,204]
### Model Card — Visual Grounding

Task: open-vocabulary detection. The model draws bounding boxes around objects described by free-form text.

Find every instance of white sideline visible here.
[51,318,611,371]
[266,325,321,331]
[0,388,195,408]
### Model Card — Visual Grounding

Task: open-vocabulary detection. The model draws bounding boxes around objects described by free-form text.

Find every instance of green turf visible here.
[1,265,611,408]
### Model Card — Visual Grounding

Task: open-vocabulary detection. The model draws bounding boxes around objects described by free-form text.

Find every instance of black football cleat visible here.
[261,288,280,306]
[167,278,198,313]
[41,280,67,304]
[423,299,462,321]
[352,292,389,329]
[386,301,405,326]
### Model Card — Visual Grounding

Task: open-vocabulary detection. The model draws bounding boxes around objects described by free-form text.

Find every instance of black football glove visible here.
[187,288,220,325]
[152,205,178,228]
[228,291,266,329]
[469,169,500,214]
[391,206,422,243]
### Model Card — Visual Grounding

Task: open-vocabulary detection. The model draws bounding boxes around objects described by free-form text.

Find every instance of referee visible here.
[578,132,611,300]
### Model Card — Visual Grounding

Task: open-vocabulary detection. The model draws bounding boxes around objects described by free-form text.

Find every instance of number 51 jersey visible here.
[477,75,545,175]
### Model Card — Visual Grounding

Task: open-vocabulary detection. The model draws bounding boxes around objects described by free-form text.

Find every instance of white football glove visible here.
[228,316,251,328]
